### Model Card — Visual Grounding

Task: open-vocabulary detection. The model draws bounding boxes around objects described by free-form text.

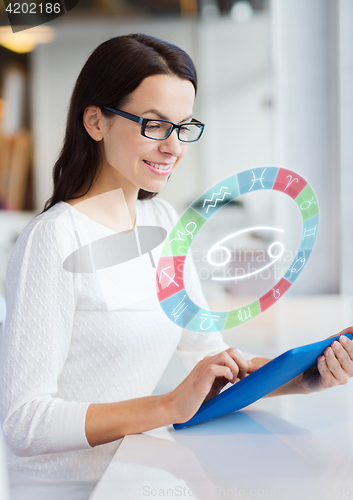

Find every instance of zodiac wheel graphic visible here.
[156,167,319,332]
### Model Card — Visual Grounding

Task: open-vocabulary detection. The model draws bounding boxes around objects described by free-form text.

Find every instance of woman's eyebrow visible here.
[142,109,193,123]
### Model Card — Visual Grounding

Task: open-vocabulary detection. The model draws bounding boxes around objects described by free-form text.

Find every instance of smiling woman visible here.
[42,34,199,213]
[78,74,195,221]
[0,33,352,494]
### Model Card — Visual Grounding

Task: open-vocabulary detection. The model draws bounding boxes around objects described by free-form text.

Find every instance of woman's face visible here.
[93,74,196,196]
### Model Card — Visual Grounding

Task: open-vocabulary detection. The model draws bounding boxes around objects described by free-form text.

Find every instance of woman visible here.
[0,34,352,483]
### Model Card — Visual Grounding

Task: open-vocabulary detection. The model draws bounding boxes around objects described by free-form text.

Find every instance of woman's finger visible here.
[223,348,249,380]
[206,350,241,383]
[204,363,236,385]
[316,353,338,389]
[199,348,250,384]
[332,339,353,377]
[322,346,347,385]
[339,335,353,361]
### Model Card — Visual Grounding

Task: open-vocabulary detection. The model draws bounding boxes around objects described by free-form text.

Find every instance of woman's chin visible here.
[140,178,170,194]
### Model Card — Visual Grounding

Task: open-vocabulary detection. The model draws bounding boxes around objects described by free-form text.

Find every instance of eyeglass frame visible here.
[102,106,205,142]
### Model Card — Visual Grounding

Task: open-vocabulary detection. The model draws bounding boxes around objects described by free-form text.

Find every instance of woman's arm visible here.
[0,219,91,457]
[85,348,255,447]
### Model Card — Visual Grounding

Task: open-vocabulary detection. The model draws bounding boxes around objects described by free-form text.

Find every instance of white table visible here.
[89,384,353,500]
[90,295,353,500]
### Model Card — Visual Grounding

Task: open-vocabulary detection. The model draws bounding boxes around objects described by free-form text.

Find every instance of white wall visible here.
[271,0,340,294]
[339,0,353,296]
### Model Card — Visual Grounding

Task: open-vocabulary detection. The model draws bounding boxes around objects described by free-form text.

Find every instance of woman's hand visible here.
[165,348,257,425]
[86,349,258,446]
[299,328,353,393]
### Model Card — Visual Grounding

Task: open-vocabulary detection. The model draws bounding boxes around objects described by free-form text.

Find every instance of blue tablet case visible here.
[174,333,353,429]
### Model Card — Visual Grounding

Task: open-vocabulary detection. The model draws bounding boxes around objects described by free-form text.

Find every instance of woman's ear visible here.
[83,106,104,141]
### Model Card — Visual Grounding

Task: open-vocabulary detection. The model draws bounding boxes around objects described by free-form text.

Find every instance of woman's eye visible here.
[179,126,190,134]
[145,122,161,130]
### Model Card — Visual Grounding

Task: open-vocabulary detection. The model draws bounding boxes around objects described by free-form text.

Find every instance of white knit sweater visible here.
[0,198,234,480]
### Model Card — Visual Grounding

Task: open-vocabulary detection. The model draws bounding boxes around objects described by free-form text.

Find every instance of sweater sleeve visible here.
[0,218,91,457]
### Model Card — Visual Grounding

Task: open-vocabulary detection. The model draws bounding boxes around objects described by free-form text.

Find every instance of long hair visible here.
[42,34,198,212]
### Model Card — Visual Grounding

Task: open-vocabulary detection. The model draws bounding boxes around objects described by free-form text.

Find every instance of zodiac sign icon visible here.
[272,288,280,299]
[303,226,317,239]
[284,175,299,191]
[170,222,197,243]
[171,295,188,322]
[238,308,252,323]
[249,168,267,191]
[207,226,284,281]
[199,313,220,331]
[290,257,306,274]
[300,196,317,211]
[203,187,231,213]
[159,266,179,288]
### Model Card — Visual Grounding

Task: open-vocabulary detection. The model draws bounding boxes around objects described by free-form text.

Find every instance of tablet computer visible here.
[173,333,353,429]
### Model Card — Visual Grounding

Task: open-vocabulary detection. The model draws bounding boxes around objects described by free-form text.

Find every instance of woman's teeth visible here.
[145,161,171,170]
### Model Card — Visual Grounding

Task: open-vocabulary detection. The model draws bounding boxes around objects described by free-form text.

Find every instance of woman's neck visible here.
[65,187,137,233]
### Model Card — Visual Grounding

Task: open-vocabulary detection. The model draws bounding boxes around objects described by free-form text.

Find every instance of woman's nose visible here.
[158,129,183,157]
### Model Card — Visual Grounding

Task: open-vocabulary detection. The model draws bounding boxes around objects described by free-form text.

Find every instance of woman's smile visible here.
[143,159,174,175]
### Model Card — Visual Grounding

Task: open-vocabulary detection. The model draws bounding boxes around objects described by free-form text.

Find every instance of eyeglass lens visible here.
[144,120,202,142]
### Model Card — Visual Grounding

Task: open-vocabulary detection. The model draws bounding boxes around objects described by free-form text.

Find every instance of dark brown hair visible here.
[42,33,197,212]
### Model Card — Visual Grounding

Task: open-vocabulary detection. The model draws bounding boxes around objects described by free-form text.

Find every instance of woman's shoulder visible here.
[16,202,69,236]
[9,202,74,260]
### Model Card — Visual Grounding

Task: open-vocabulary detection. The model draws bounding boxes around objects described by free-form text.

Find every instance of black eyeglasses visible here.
[102,107,205,143]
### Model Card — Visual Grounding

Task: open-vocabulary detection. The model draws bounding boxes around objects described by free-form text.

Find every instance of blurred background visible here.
[0,0,353,350]
[1,4,353,498]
